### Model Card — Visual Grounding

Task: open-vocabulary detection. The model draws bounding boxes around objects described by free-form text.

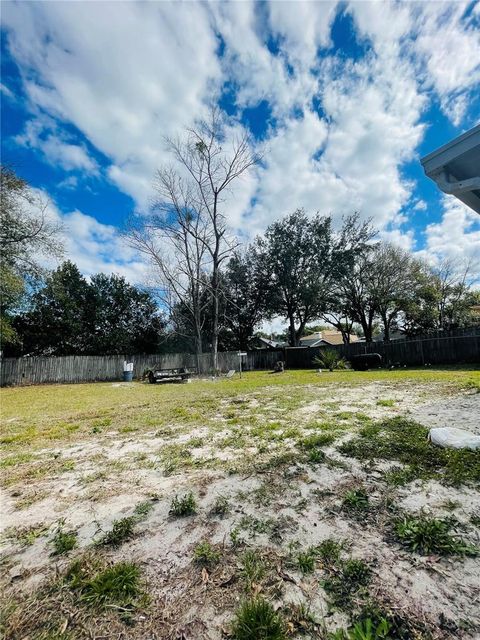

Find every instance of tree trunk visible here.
[211,263,219,374]
[382,314,390,342]
[295,319,307,347]
[288,314,296,347]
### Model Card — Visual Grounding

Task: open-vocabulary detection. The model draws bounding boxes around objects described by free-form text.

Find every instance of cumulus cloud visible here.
[2,0,479,257]
[15,117,99,173]
[30,190,149,284]
[419,196,480,278]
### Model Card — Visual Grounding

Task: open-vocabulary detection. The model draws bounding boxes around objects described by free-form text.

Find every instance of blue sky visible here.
[1,1,480,283]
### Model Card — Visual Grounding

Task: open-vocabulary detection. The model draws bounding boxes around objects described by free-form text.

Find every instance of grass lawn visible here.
[1,367,479,639]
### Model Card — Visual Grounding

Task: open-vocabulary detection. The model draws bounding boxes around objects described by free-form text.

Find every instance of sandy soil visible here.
[1,379,479,639]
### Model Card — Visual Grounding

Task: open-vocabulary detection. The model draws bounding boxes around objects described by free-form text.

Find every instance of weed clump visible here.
[210,494,230,516]
[323,559,372,609]
[317,538,344,566]
[239,549,267,591]
[65,559,142,607]
[341,488,369,515]
[97,516,136,547]
[51,529,77,555]
[283,602,318,635]
[169,492,197,517]
[296,547,317,574]
[133,499,155,519]
[330,617,390,639]
[194,541,221,566]
[231,597,286,640]
[393,514,478,556]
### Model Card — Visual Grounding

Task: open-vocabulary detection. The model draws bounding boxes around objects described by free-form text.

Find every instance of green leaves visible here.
[393,514,478,556]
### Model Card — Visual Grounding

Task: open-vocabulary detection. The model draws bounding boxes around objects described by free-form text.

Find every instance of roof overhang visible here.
[420,124,480,214]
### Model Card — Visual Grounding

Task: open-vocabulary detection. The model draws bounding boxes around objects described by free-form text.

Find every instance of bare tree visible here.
[126,109,259,370]
[163,108,260,371]
[124,168,211,368]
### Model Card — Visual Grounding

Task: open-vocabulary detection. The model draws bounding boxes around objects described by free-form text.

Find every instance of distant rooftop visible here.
[421,124,480,214]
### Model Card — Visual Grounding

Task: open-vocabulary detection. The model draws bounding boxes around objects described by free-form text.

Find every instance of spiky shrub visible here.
[231,597,286,640]
[194,541,221,566]
[313,349,346,372]
[169,492,197,517]
[393,514,478,556]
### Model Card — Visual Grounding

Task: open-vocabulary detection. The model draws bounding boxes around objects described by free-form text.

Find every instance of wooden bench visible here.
[148,367,197,384]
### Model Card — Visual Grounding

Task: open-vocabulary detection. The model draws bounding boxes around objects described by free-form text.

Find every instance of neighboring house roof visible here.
[299,331,358,347]
[253,336,284,349]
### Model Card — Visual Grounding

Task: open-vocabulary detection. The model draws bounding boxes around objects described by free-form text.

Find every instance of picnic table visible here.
[148,367,197,384]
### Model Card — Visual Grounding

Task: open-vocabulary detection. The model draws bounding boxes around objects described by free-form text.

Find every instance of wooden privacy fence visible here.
[0,349,284,387]
[285,329,480,369]
[1,330,478,386]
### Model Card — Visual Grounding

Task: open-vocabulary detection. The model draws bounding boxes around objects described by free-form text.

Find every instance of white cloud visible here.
[268,1,337,68]
[349,1,480,125]
[29,189,149,284]
[2,0,479,260]
[1,82,15,99]
[418,196,480,281]
[62,210,149,284]
[3,0,221,209]
[15,118,99,173]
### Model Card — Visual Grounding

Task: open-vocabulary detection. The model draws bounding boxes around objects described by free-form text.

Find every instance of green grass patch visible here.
[51,529,77,555]
[0,452,34,468]
[169,492,197,517]
[239,549,267,591]
[392,514,478,556]
[231,597,286,640]
[6,523,48,546]
[97,516,136,547]
[376,399,395,407]
[338,417,480,486]
[323,558,372,609]
[65,558,142,607]
[193,541,221,567]
[295,547,318,574]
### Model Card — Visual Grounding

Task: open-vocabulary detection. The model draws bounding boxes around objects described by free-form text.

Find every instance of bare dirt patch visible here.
[1,370,479,639]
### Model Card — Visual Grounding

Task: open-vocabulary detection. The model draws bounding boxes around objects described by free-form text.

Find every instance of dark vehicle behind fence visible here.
[350,353,382,371]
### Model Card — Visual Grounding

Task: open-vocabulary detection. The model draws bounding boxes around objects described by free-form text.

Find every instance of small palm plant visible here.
[313,349,346,372]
